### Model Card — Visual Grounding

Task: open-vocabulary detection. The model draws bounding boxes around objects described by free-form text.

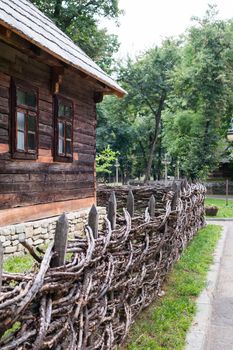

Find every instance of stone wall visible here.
[0,207,106,258]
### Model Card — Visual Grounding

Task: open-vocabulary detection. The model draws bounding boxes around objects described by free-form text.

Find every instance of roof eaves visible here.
[0,0,127,97]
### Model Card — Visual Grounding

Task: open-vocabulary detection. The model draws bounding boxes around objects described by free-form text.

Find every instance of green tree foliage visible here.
[164,5,233,178]
[30,0,121,72]
[96,6,233,180]
[96,145,119,180]
[122,39,179,181]
[163,110,227,179]
[98,40,178,181]
[97,97,137,182]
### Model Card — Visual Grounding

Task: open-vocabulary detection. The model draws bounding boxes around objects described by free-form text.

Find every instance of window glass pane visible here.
[58,138,65,154]
[66,140,72,155]
[58,102,65,117]
[66,124,71,139]
[65,105,72,118]
[17,131,25,150]
[26,91,37,108]
[58,122,64,137]
[17,112,25,131]
[17,88,37,108]
[28,115,36,132]
[17,89,26,105]
[28,133,36,151]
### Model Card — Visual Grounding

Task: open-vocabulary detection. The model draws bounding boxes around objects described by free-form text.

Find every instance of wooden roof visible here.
[0,0,126,97]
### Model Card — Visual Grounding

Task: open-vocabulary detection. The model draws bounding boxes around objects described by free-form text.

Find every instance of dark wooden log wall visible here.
[0,41,97,212]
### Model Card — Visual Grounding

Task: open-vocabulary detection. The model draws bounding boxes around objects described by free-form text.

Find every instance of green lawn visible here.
[122,225,221,350]
[3,248,72,274]
[3,254,34,273]
[205,198,233,218]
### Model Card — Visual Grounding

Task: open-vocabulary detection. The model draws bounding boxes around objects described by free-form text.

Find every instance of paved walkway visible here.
[185,221,233,350]
[204,221,233,350]
[206,195,233,201]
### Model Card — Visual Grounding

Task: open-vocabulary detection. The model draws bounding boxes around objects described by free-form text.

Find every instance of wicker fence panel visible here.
[97,184,171,212]
[0,182,206,350]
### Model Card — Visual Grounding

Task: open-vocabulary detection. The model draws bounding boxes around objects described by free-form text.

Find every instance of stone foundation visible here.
[0,207,106,257]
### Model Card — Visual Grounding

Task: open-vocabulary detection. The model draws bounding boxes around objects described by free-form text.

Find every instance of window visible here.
[12,81,38,159]
[54,96,73,162]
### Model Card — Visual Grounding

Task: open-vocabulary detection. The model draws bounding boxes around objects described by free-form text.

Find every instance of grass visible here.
[122,224,221,350]
[3,254,35,273]
[1,248,73,341]
[3,248,73,274]
[1,322,21,342]
[205,198,233,218]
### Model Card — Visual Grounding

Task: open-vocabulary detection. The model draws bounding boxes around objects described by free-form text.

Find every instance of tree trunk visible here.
[144,93,166,183]
[138,140,148,173]
[144,137,158,183]
[156,136,162,180]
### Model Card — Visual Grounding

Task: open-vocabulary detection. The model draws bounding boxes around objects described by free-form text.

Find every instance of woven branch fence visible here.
[97,183,171,213]
[0,182,206,350]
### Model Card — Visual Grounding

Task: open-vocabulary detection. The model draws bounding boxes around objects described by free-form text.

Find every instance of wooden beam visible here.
[51,66,64,94]
[0,26,12,39]
[0,197,96,227]
[93,92,103,103]
[0,23,63,67]
[29,44,41,56]
[78,70,89,79]
[4,29,12,39]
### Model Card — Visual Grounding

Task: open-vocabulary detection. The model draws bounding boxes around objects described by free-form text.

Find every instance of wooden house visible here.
[0,0,126,227]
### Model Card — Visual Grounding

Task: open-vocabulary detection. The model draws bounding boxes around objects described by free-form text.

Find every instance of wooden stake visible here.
[88,204,99,239]
[0,241,3,293]
[108,191,117,230]
[50,213,68,268]
[171,181,177,192]
[171,190,178,211]
[148,195,155,219]
[127,190,134,218]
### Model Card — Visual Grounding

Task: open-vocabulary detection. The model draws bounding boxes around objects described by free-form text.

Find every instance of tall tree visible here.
[164,5,233,179]
[118,40,180,182]
[96,40,180,182]
[30,0,121,72]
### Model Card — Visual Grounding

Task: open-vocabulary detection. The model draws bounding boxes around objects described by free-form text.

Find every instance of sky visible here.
[100,0,233,59]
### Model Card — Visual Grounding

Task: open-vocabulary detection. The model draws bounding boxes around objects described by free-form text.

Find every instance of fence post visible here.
[171,189,179,211]
[88,204,99,238]
[50,213,68,268]
[127,190,134,218]
[180,179,185,192]
[226,179,229,207]
[172,181,177,192]
[0,241,3,293]
[148,195,155,219]
[180,178,188,192]
[108,191,117,230]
